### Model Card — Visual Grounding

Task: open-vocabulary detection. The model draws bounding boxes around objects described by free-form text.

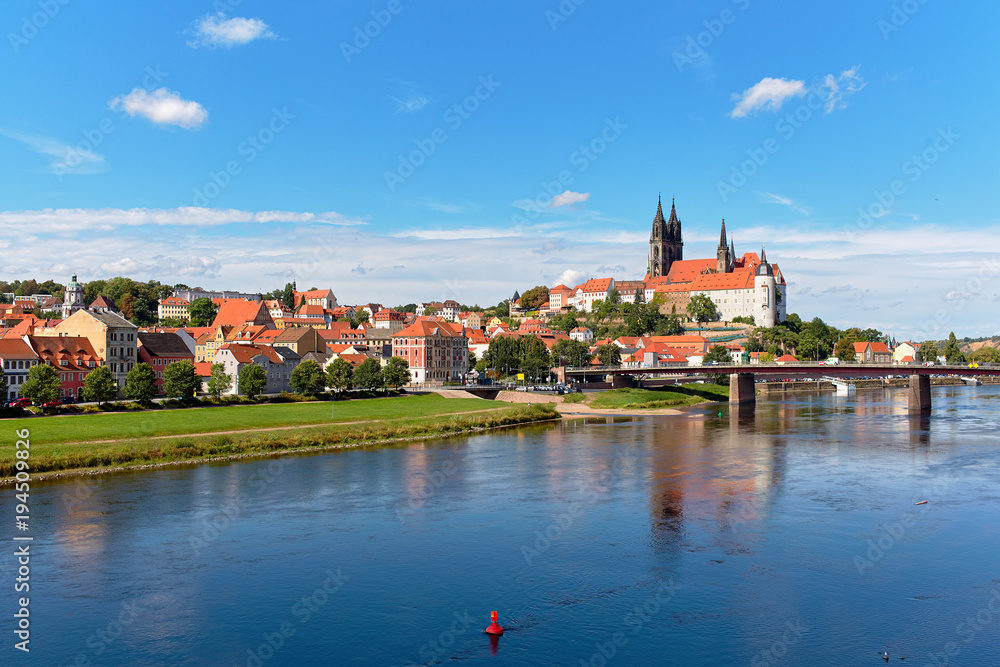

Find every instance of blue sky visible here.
[1,0,998,338]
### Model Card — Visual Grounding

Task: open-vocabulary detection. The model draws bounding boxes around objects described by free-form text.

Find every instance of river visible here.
[5,386,1000,666]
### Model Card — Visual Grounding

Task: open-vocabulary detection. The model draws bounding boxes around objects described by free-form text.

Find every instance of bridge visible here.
[555,364,1000,413]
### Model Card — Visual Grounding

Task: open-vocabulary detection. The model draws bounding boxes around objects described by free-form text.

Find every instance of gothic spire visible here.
[729,235,735,259]
[718,218,728,249]
[760,245,767,264]
[666,197,680,241]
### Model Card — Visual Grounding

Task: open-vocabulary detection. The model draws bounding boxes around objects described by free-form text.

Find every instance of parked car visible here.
[42,400,62,408]
[61,396,76,404]
[8,397,32,408]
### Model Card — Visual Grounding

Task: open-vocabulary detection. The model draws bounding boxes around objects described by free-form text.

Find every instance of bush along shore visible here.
[0,403,559,481]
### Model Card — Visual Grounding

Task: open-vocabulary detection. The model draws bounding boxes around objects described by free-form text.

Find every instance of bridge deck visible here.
[563,364,1000,379]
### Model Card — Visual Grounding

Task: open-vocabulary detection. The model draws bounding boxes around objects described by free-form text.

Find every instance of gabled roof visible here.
[90,295,116,309]
[30,335,99,366]
[393,320,464,339]
[0,338,38,359]
[159,296,190,306]
[218,343,283,364]
[869,342,891,354]
[137,332,195,357]
[580,278,612,293]
[194,362,213,377]
[853,342,869,353]
[81,309,137,329]
[212,299,273,328]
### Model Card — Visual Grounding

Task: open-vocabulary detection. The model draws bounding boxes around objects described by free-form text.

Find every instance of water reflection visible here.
[19,385,1000,665]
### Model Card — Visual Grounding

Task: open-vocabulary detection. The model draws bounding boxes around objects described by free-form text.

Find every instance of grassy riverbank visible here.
[587,384,730,410]
[0,396,558,480]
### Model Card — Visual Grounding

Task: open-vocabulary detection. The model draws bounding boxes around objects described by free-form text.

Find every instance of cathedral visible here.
[645,197,786,327]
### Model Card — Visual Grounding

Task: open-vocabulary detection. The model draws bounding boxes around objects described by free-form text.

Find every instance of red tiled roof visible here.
[393,320,464,339]
[212,300,272,328]
[0,338,38,359]
[159,296,189,306]
[580,278,612,293]
[218,343,283,364]
[194,362,213,377]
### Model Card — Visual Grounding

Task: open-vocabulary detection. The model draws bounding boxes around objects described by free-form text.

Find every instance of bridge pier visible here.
[908,374,931,413]
[729,373,756,405]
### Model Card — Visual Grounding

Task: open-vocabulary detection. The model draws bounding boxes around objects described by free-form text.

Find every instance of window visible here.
[60,359,68,366]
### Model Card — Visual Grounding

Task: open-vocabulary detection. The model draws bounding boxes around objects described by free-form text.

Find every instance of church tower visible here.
[649,196,683,277]
[62,273,85,319]
[716,219,733,274]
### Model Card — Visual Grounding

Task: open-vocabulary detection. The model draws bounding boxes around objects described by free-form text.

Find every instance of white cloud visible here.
[552,269,588,288]
[0,208,365,234]
[0,129,106,176]
[392,228,523,240]
[729,77,807,118]
[109,88,208,129]
[550,191,590,209]
[759,192,809,215]
[820,66,866,113]
[187,13,277,49]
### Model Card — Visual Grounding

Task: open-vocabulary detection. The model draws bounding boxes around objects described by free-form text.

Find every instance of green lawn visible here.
[2,394,495,445]
[588,384,729,410]
[0,402,559,477]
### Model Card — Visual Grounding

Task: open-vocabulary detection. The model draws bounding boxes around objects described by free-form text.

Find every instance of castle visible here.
[645,197,786,327]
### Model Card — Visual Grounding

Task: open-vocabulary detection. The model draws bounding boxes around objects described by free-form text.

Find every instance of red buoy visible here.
[485,610,504,635]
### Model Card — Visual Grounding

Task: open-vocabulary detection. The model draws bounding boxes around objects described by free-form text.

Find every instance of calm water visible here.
[5,386,1000,666]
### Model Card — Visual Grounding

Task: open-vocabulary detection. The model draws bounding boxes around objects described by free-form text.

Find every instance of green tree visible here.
[519,285,550,310]
[835,337,859,362]
[596,343,622,366]
[189,298,218,327]
[21,364,61,404]
[606,287,621,306]
[124,363,156,402]
[686,294,718,324]
[859,328,885,343]
[326,358,355,392]
[703,345,732,364]
[82,365,118,405]
[159,316,186,328]
[920,340,940,364]
[551,339,594,367]
[207,363,232,399]
[353,358,384,391]
[290,359,327,395]
[549,311,579,333]
[654,314,684,336]
[383,356,411,389]
[943,332,966,364]
[521,335,551,381]
[970,347,1000,364]
[282,283,295,310]
[238,363,267,399]
[0,373,7,401]
[422,305,437,316]
[163,360,200,398]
